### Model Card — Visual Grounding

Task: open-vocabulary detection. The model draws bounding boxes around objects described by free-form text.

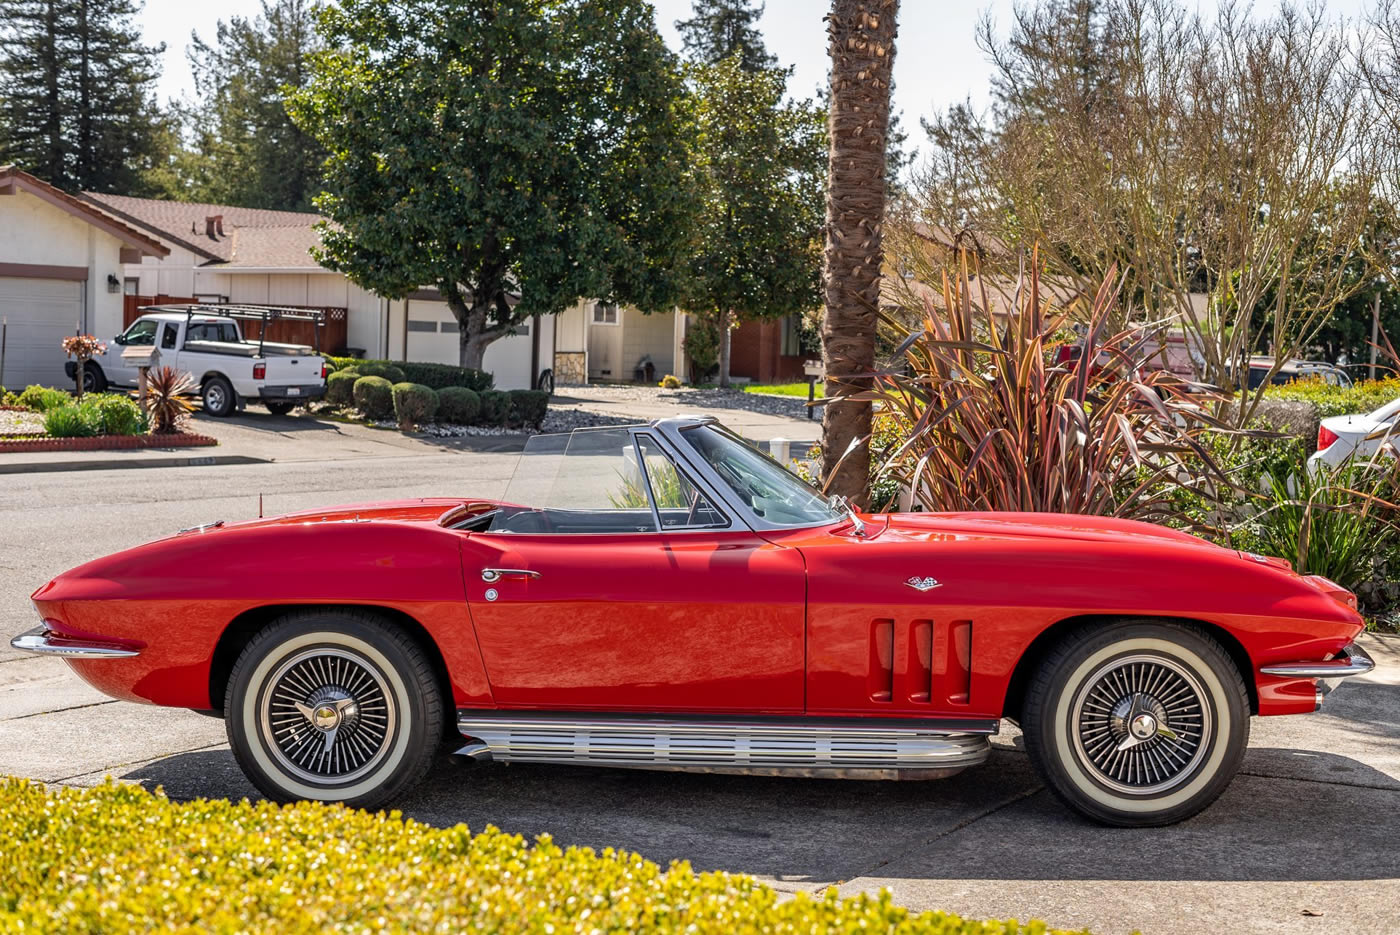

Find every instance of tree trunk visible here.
[443,285,500,372]
[717,308,732,387]
[820,0,898,508]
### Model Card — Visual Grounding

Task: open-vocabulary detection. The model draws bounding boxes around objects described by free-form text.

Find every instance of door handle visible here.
[481,568,541,583]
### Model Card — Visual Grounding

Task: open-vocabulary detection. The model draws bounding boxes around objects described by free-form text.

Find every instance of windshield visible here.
[680,424,840,526]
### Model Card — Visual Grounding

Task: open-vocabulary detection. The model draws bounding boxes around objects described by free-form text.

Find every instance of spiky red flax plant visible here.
[859,247,1231,521]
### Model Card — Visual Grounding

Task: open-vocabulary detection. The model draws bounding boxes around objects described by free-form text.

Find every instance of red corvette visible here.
[13,417,1375,826]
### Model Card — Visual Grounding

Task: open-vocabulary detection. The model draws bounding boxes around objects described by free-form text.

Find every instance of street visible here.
[1,440,1397,935]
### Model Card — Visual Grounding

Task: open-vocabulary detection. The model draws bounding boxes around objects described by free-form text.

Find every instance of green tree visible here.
[0,0,168,193]
[289,0,695,371]
[681,57,826,386]
[185,0,326,210]
[676,0,776,72]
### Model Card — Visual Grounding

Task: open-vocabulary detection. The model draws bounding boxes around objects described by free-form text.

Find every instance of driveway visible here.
[0,449,1396,935]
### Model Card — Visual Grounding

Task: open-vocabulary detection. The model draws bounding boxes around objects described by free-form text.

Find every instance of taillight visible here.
[321,363,329,379]
[1317,425,1338,451]
[253,362,266,380]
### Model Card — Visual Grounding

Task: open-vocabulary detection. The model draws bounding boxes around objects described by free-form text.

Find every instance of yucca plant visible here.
[858,246,1233,523]
[146,367,195,434]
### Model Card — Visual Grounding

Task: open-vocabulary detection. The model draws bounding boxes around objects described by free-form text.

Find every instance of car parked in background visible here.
[1243,356,1352,390]
[1309,395,1400,472]
[72,305,328,416]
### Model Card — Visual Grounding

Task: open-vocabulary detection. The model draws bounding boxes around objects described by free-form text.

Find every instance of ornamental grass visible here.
[0,778,1082,934]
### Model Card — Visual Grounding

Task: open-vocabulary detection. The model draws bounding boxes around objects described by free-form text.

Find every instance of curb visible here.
[0,433,218,454]
[0,454,269,475]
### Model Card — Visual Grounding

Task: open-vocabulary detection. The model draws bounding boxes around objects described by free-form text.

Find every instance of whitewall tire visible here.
[1021,620,1250,827]
[225,611,443,810]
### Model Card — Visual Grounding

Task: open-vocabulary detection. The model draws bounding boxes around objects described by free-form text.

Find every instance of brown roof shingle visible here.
[79,192,322,264]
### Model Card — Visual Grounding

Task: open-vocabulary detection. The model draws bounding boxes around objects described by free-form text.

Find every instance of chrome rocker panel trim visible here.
[455,712,993,780]
[1260,642,1375,680]
[9,626,141,659]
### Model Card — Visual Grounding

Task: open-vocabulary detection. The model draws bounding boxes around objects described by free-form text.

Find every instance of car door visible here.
[458,429,807,714]
[107,318,160,386]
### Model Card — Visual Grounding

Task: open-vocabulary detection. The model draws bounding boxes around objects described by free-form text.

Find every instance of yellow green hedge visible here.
[0,778,1082,934]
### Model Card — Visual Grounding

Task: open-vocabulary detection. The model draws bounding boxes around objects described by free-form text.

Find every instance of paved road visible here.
[0,450,1397,935]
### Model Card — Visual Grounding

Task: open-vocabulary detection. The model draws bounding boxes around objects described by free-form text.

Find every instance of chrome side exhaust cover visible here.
[455,713,993,780]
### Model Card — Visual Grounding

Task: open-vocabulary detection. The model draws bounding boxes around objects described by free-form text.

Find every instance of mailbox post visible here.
[803,359,825,421]
[120,346,161,416]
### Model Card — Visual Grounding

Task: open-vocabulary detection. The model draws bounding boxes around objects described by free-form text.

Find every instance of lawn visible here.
[743,382,824,398]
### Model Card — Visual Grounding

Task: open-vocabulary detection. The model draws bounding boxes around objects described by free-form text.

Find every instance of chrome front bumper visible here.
[9,626,140,658]
[1260,641,1375,708]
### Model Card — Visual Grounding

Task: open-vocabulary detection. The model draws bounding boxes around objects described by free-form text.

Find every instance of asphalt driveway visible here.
[0,448,1396,935]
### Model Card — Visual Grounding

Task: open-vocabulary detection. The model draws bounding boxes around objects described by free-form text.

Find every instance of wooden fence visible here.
[122,295,350,355]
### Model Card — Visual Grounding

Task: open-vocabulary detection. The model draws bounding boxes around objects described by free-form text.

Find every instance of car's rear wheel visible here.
[1021,620,1249,827]
[225,611,443,810]
[202,376,236,417]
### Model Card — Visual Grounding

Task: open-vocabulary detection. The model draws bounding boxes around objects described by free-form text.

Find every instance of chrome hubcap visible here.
[259,648,396,784]
[1071,655,1210,794]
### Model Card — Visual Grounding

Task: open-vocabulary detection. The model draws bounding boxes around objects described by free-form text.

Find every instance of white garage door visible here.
[0,277,81,390]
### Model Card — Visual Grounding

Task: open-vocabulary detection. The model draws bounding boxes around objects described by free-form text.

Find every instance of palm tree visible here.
[820,0,899,507]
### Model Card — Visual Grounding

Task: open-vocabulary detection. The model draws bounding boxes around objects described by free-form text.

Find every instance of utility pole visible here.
[1370,289,1381,382]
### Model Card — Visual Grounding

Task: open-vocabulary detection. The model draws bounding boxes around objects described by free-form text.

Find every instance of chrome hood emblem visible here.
[905,576,942,592]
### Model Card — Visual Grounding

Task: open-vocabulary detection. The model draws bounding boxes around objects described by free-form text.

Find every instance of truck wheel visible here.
[266,402,296,416]
[202,376,236,417]
[82,363,108,394]
[1020,620,1249,827]
[225,611,444,809]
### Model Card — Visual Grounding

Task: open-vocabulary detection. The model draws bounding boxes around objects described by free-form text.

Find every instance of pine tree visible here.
[675,0,776,71]
[185,0,327,210]
[0,0,167,193]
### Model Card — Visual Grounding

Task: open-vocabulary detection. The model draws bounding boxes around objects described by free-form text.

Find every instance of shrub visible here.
[326,357,494,393]
[356,360,406,384]
[392,382,438,430]
[479,389,511,426]
[353,375,394,420]
[326,368,360,406]
[0,779,1076,935]
[509,388,549,428]
[16,385,71,412]
[42,404,100,437]
[437,386,481,424]
[659,373,682,388]
[85,393,145,436]
[147,367,195,434]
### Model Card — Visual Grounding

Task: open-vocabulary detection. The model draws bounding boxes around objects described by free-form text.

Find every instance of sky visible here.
[140,0,1377,161]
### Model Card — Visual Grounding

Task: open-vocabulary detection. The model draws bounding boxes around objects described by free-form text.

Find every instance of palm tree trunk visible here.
[820,0,899,508]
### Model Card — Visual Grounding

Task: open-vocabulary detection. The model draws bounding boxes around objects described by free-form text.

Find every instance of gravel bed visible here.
[0,410,45,436]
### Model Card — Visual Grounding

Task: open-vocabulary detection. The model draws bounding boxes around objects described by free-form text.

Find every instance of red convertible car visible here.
[13,416,1375,826]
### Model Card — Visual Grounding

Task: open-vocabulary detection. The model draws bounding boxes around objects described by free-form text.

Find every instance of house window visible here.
[593,302,619,325]
[407,320,437,333]
[123,278,139,295]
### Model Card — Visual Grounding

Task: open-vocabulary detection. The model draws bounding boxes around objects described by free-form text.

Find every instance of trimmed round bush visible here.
[0,779,1065,934]
[85,393,145,435]
[352,375,394,420]
[357,360,406,384]
[479,389,511,426]
[42,404,101,438]
[391,381,438,429]
[326,368,360,406]
[437,386,481,424]
[326,357,493,392]
[509,388,549,428]
[17,385,72,413]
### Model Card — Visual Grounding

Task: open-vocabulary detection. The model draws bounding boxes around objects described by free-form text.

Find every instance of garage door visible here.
[0,277,81,390]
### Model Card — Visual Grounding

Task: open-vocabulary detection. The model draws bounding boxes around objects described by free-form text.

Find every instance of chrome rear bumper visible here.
[9,626,140,658]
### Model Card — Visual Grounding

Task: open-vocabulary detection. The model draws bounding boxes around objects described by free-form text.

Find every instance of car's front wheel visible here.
[1021,620,1249,827]
[225,611,443,810]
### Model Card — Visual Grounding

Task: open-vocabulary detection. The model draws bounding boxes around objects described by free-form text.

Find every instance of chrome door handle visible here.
[481,568,541,583]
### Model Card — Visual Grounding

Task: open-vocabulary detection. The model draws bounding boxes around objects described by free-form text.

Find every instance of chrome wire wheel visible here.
[1070,653,1211,795]
[258,647,398,785]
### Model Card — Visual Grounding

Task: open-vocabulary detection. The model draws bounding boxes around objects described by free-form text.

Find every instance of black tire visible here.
[201,376,237,417]
[1021,620,1249,827]
[82,363,108,394]
[224,610,444,810]
[265,401,296,416]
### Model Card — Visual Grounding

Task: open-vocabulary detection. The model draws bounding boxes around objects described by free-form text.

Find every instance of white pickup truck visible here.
[74,306,328,416]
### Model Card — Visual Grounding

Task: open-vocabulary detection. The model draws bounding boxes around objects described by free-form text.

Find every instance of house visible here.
[0,166,168,390]
[79,193,552,390]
